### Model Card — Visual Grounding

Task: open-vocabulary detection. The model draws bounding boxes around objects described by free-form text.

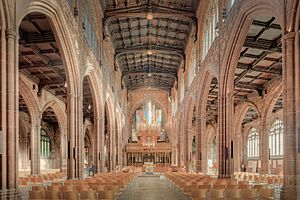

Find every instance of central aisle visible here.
[117,174,189,200]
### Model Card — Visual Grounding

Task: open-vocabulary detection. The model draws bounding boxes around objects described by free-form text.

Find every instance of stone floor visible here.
[117,173,189,200]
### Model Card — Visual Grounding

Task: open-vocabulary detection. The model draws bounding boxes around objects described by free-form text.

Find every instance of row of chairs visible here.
[20,172,66,187]
[234,172,283,185]
[186,188,275,200]
[29,172,136,200]
[165,172,276,199]
[29,190,113,200]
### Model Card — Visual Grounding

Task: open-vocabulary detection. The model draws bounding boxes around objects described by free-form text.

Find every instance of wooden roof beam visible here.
[105,5,195,17]
[237,63,282,75]
[19,32,56,45]
[235,51,269,84]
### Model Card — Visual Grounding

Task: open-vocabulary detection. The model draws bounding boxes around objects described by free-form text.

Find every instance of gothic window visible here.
[82,2,100,59]
[40,129,51,159]
[201,0,218,61]
[247,127,259,159]
[269,119,283,158]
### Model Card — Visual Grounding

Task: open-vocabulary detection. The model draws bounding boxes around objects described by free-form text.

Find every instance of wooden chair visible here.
[45,190,61,199]
[225,189,241,199]
[98,191,115,200]
[226,179,238,185]
[76,185,90,192]
[52,182,63,186]
[62,191,79,200]
[190,189,208,200]
[226,185,239,189]
[47,185,61,191]
[240,189,258,200]
[61,185,75,191]
[258,188,275,200]
[32,185,46,191]
[239,184,252,189]
[209,189,225,200]
[80,191,97,200]
[91,185,105,191]
[239,180,249,185]
[212,185,225,189]
[29,191,46,199]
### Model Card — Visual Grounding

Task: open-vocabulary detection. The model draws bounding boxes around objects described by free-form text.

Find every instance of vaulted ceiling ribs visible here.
[104,0,197,91]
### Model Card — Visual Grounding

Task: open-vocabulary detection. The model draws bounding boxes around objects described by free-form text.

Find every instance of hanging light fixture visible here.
[147,50,153,55]
[146,12,154,20]
[88,104,91,110]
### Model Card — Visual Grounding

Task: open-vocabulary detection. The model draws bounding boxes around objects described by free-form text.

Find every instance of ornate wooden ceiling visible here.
[235,16,282,125]
[242,107,259,125]
[104,0,198,91]
[206,78,218,125]
[19,13,69,124]
[19,13,67,102]
[42,107,58,125]
[235,16,282,105]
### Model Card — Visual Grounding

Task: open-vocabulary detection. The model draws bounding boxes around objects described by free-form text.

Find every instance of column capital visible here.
[5,29,16,38]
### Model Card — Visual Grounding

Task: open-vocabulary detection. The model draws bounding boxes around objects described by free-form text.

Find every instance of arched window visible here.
[188,47,196,86]
[269,119,283,157]
[82,2,100,59]
[40,129,51,159]
[202,0,218,61]
[247,128,259,158]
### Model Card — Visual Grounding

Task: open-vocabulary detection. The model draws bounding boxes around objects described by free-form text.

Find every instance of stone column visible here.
[184,129,189,172]
[281,31,300,200]
[100,118,105,172]
[5,29,18,189]
[110,128,115,170]
[218,91,234,178]
[76,95,83,179]
[233,133,241,172]
[259,121,269,175]
[94,117,104,173]
[67,94,76,179]
[197,116,206,173]
[31,118,41,175]
[60,125,67,172]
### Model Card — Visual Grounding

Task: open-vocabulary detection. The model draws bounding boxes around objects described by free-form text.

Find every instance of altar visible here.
[126,100,172,168]
[143,161,155,173]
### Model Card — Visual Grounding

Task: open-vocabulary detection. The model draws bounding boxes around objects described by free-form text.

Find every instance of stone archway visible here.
[219,2,284,177]
[196,70,219,173]
[185,97,197,172]
[18,0,82,179]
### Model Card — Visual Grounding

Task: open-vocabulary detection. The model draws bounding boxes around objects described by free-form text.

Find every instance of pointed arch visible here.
[19,77,39,122]
[17,1,81,98]
[41,100,67,133]
[220,0,284,95]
